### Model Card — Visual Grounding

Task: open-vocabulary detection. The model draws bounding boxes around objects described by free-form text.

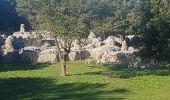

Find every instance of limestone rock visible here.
[20,50,39,63]
[121,40,128,51]
[88,31,96,40]
[2,36,14,55]
[100,51,135,64]
[104,36,116,46]
[71,40,81,50]
[89,45,120,59]
[13,32,33,39]
[20,24,25,32]
[38,49,59,63]
[23,46,41,51]
[69,50,90,61]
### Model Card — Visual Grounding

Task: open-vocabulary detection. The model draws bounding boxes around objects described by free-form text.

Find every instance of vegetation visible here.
[0,0,169,61]
[0,61,170,99]
[0,0,20,31]
[15,0,170,62]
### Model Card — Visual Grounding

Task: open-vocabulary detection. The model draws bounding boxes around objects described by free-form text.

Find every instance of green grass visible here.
[0,61,170,100]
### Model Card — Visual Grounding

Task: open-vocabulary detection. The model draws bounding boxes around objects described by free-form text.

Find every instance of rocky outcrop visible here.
[88,31,96,41]
[104,36,116,46]
[89,45,120,58]
[19,50,39,63]
[121,40,128,51]
[2,36,14,55]
[100,51,135,64]
[37,49,60,63]
[68,50,90,61]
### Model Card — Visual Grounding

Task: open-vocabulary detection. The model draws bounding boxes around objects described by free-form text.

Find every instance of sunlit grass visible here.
[0,61,170,100]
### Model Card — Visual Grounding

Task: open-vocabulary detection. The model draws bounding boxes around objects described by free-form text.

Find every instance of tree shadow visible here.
[0,63,49,72]
[0,78,128,100]
[109,68,170,79]
[74,65,170,79]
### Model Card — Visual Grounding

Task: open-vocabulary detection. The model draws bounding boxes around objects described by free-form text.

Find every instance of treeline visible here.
[0,0,20,31]
[1,0,170,61]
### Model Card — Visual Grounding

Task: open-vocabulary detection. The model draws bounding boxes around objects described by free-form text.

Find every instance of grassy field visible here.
[0,61,170,100]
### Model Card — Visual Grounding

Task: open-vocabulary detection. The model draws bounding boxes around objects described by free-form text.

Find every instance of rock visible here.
[121,40,128,51]
[92,38,101,43]
[38,49,59,63]
[88,31,96,40]
[3,51,19,63]
[2,36,14,55]
[13,24,34,39]
[69,50,90,61]
[100,51,136,64]
[71,40,81,50]
[12,37,32,50]
[84,44,95,49]
[114,36,122,44]
[128,47,137,51]
[13,31,33,39]
[20,24,25,32]
[94,42,103,48]
[41,40,55,47]
[104,36,116,46]
[41,42,51,48]
[23,46,41,51]
[19,50,39,63]
[89,45,120,59]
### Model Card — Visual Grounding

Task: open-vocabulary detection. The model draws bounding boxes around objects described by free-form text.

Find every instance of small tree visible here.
[34,0,86,76]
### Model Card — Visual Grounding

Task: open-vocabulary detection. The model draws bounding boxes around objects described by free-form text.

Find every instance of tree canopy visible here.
[0,0,169,61]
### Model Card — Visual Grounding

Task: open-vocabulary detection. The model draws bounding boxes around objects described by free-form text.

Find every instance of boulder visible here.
[88,31,96,40]
[71,40,81,50]
[89,45,120,59]
[3,51,19,63]
[69,50,90,61]
[2,36,14,55]
[12,37,32,50]
[20,24,25,32]
[19,50,39,64]
[100,51,139,65]
[38,49,59,63]
[121,40,128,51]
[104,36,116,46]
[23,46,41,51]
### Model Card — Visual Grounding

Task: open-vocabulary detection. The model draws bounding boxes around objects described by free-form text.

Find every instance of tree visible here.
[0,0,20,31]
[17,0,87,76]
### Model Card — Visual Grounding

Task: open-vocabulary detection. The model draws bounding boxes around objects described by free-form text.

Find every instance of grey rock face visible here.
[104,36,116,46]
[89,45,120,58]
[121,40,128,51]
[69,50,90,61]
[20,50,39,64]
[38,49,60,63]
[2,36,14,55]
[88,31,96,40]
[20,24,25,33]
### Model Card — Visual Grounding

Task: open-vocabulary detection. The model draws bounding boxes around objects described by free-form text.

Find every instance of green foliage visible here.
[0,0,20,31]
[15,0,170,61]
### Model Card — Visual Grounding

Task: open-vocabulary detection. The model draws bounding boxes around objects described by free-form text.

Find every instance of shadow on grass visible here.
[0,63,49,72]
[0,78,128,100]
[76,66,170,79]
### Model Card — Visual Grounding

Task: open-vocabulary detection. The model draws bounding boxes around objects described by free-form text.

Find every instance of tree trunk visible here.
[61,53,68,77]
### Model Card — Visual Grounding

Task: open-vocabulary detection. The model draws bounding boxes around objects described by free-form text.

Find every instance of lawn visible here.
[0,61,170,100]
